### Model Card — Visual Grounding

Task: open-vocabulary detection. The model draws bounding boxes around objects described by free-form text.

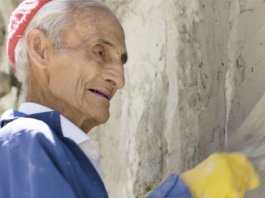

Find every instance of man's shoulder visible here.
[0,116,56,146]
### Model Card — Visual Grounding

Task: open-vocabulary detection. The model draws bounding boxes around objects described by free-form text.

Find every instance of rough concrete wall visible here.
[93,0,227,197]
[224,1,265,197]
[1,0,265,198]
[0,0,18,114]
[93,0,265,198]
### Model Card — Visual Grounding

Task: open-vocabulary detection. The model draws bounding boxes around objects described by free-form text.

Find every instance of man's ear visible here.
[26,29,53,69]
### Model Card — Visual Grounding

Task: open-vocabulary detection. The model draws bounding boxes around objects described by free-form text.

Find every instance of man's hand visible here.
[180,152,260,198]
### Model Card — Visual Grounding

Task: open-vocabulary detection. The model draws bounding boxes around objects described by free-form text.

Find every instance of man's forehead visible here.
[71,7,122,34]
[60,6,125,51]
[73,8,121,32]
[72,6,117,25]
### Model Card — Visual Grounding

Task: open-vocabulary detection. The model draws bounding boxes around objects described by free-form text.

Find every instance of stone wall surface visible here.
[0,0,18,113]
[96,0,265,197]
[1,0,265,198]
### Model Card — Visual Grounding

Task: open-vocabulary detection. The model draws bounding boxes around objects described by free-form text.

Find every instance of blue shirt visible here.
[0,110,108,198]
[0,109,191,198]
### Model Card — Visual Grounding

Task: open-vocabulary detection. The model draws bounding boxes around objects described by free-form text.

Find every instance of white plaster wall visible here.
[0,1,18,113]
[224,1,265,197]
[94,0,228,197]
[93,0,265,198]
[1,0,265,198]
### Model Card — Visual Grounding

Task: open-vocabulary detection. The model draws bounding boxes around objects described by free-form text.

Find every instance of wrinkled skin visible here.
[26,7,127,132]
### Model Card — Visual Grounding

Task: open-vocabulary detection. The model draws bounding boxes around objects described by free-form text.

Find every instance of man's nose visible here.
[103,62,125,89]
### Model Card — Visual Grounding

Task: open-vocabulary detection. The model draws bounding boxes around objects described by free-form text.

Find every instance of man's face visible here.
[46,7,127,129]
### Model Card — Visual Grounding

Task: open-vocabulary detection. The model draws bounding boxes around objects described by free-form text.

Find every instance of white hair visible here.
[13,0,108,101]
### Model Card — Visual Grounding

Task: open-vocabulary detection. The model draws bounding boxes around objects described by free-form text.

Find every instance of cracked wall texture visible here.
[1,0,265,198]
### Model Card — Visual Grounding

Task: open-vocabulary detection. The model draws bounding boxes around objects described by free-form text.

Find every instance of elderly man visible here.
[0,0,260,198]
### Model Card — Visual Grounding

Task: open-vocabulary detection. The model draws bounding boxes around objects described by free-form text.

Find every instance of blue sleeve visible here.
[0,129,77,198]
[146,174,192,198]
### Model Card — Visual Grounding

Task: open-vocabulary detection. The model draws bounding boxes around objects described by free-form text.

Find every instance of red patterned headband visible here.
[7,0,50,67]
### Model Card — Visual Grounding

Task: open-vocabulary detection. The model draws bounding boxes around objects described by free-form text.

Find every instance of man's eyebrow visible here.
[101,40,114,47]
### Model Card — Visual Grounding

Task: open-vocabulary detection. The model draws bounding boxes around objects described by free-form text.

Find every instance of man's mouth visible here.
[88,89,111,100]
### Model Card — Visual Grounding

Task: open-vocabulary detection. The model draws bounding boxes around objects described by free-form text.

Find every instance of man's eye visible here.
[98,51,105,57]
[93,44,105,58]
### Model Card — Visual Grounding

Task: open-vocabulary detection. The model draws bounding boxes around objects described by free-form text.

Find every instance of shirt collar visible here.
[18,102,89,144]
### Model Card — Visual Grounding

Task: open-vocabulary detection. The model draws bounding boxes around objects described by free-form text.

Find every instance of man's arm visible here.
[147,174,192,198]
[147,153,260,198]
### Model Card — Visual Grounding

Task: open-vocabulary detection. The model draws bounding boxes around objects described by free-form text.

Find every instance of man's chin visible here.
[97,113,110,125]
[81,113,110,132]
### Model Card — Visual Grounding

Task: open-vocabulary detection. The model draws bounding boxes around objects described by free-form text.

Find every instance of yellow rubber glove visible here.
[180,152,260,198]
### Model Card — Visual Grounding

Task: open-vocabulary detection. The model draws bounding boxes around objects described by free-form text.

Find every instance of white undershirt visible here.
[19,102,88,144]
